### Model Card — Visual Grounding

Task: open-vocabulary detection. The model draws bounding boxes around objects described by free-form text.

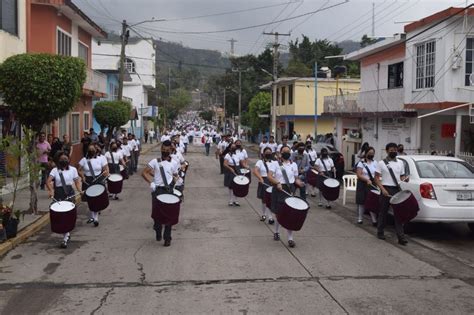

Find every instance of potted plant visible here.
[0,219,6,242]
[1,205,20,239]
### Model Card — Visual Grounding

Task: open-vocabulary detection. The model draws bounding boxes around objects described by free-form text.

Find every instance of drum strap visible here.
[87,160,96,180]
[110,152,118,173]
[157,159,171,192]
[320,158,331,177]
[362,162,375,182]
[279,162,294,195]
[58,171,71,198]
[263,160,270,177]
[383,159,400,189]
[231,156,241,174]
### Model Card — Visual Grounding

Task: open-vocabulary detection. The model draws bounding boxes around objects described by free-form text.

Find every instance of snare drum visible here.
[120,165,129,180]
[152,193,181,225]
[50,201,77,234]
[107,174,124,194]
[277,196,309,231]
[240,168,251,183]
[264,186,273,209]
[306,169,319,187]
[86,184,109,212]
[390,190,419,224]
[365,189,380,214]
[232,175,250,198]
[173,188,183,200]
[321,178,340,201]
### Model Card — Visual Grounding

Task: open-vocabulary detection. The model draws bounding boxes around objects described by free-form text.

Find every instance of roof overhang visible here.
[32,0,107,38]
[259,77,360,90]
[344,33,406,61]
[404,7,474,33]
[321,111,417,118]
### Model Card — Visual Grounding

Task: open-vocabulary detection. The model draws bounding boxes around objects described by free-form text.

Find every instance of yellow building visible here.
[263,77,360,140]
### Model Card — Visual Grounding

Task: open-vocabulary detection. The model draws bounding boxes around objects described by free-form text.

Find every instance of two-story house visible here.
[262,77,360,148]
[27,0,108,164]
[92,37,156,139]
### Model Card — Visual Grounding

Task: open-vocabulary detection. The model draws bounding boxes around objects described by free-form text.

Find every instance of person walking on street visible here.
[291,142,310,201]
[37,132,51,190]
[89,128,99,143]
[375,143,408,245]
[149,129,155,144]
[81,131,91,157]
[355,146,378,226]
[204,133,213,156]
[62,134,73,158]
[315,148,335,209]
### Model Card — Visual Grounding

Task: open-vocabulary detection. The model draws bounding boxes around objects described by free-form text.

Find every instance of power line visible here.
[289,0,330,33]
[143,0,349,35]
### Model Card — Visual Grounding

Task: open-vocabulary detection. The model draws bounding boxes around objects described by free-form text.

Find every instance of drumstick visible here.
[262,182,293,197]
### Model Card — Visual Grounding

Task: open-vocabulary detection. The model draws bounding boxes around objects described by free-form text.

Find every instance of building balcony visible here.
[83,68,108,97]
[323,88,411,117]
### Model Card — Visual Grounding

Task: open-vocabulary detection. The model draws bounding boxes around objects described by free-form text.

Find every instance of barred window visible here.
[415,40,436,89]
[57,29,72,56]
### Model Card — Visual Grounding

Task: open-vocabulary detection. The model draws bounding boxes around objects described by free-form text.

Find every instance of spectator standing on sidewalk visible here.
[144,128,149,144]
[149,129,155,144]
[81,131,91,157]
[36,132,51,190]
[62,134,73,158]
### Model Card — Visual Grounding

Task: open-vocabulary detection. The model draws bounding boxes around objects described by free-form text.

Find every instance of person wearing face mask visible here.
[105,143,126,200]
[235,140,249,170]
[291,142,310,201]
[315,148,335,209]
[142,140,178,246]
[78,145,109,227]
[259,136,269,158]
[204,133,213,156]
[47,153,82,248]
[375,142,408,245]
[268,136,278,153]
[355,147,378,226]
[217,135,230,174]
[267,145,304,248]
[397,144,407,156]
[305,142,318,197]
[253,147,277,224]
[223,143,244,206]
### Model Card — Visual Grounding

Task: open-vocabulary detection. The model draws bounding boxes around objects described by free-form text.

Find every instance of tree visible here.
[360,34,377,48]
[248,92,271,134]
[93,100,132,144]
[199,110,214,122]
[167,88,192,122]
[0,54,86,212]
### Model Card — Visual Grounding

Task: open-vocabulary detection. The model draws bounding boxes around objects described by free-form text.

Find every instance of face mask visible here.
[88,151,96,158]
[162,152,170,159]
[298,148,304,153]
[236,145,242,150]
[282,152,291,160]
[306,146,311,150]
[389,152,397,159]
[322,153,328,158]
[111,147,117,152]
[367,154,374,160]
[264,153,272,160]
[58,160,69,168]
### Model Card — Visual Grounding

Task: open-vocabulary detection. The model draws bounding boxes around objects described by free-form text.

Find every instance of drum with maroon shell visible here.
[107,174,124,194]
[50,201,77,234]
[86,184,109,212]
[306,169,319,187]
[321,178,340,201]
[264,186,273,209]
[232,175,250,198]
[120,165,129,180]
[276,196,310,231]
[152,193,181,225]
[390,190,419,224]
[240,168,251,183]
[364,189,380,214]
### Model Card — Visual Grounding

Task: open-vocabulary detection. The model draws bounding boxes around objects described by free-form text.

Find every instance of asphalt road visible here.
[0,144,473,314]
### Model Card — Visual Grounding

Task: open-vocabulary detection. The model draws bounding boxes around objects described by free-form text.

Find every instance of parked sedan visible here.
[398,155,474,232]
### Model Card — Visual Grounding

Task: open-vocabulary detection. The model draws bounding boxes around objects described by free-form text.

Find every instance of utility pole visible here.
[228,38,237,56]
[263,31,290,139]
[118,20,129,101]
[372,2,375,37]
[232,68,250,137]
[223,88,226,134]
[314,62,318,141]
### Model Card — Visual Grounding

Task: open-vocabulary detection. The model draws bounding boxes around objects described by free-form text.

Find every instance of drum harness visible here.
[58,171,75,202]
[157,158,173,194]
[278,162,295,197]
[383,159,401,192]
[86,160,105,185]
[110,151,119,174]
[231,155,241,175]
[319,157,333,178]
[361,161,379,191]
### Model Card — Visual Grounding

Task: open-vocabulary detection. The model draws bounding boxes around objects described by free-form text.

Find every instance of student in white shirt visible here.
[268,136,278,153]
[217,135,229,174]
[47,153,82,248]
[276,136,289,157]
[105,143,126,200]
[204,133,213,156]
[259,136,269,157]
[181,132,189,154]
[142,140,178,247]
[355,146,378,226]
[133,135,140,172]
[375,142,408,245]
[253,147,277,224]
[315,148,335,208]
[121,138,132,176]
[234,139,249,169]
[149,129,155,144]
[305,142,318,197]
[78,145,109,227]
[223,143,243,206]
[267,145,304,248]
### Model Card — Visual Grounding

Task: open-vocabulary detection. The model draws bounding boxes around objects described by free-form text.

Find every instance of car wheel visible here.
[468,223,474,233]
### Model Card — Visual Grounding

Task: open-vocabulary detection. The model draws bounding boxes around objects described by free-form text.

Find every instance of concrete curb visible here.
[0,143,160,258]
[0,213,49,257]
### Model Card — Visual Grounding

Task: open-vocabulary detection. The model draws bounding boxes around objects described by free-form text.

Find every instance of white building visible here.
[92,37,156,138]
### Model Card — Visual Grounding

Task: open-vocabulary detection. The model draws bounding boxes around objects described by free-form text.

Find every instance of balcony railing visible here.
[324,88,405,113]
[83,69,107,95]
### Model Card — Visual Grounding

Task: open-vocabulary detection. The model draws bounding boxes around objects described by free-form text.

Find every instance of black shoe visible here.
[164,239,171,247]
[233,202,240,207]
[372,222,378,227]
[93,220,99,227]
[273,233,280,241]
[113,196,119,200]
[357,220,363,224]
[228,202,234,207]
[325,205,332,209]
[311,194,316,197]
[86,218,94,224]
[398,238,408,246]
[60,241,68,249]
[288,240,296,248]
[155,230,162,241]
[377,234,386,240]
[268,218,275,225]
[260,215,267,222]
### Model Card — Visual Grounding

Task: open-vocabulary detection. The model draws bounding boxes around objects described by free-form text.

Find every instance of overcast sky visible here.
[76,0,470,55]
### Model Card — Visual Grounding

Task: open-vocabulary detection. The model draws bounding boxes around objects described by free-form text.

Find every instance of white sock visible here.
[228,189,233,203]
[275,221,280,234]
[370,212,377,223]
[318,191,323,203]
[261,203,266,215]
[267,210,273,220]
[358,205,364,221]
[93,212,99,221]
[63,232,70,242]
[287,230,294,241]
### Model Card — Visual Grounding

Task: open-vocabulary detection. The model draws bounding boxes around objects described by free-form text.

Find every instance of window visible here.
[58,115,68,138]
[388,62,404,88]
[125,58,136,73]
[71,113,80,143]
[78,42,89,65]
[109,83,118,100]
[0,0,18,36]
[415,40,436,89]
[465,38,474,86]
[57,28,72,56]
[415,160,474,179]
[83,112,90,131]
[281,86,286,105]
[288,84,294,105]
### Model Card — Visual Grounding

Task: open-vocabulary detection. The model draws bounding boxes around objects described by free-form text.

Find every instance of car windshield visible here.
[416,160,474,179]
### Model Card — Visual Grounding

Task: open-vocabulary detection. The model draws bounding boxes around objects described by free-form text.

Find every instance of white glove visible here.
[150,182,156,192]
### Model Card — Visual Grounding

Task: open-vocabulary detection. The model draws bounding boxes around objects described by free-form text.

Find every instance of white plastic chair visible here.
[342,175,358,205]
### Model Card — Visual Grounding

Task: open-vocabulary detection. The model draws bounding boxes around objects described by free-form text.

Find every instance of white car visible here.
[398,155,474,232]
